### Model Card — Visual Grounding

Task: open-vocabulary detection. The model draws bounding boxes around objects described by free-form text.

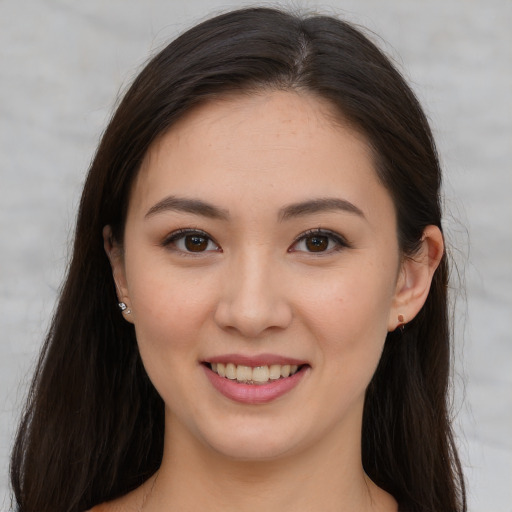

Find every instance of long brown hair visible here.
[10,7,465,512]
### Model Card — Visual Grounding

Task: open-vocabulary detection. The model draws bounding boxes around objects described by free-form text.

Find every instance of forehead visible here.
[149,90,361,157]
[129,90,393,223]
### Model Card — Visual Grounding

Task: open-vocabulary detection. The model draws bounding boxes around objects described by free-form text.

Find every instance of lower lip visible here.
[203,365,308,404]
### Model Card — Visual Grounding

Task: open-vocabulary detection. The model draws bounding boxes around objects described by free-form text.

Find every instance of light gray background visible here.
[1,1,511,511]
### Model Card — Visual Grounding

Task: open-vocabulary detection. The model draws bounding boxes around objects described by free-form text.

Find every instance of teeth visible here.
[252,366,270,383]
[236,365,252,382]
[209,362,301,384]
[269,364,281,380]
[225,363,236,380]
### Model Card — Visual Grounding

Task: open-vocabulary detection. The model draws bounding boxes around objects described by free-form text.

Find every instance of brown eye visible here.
[164,229,220,254]
[305,235,329,252]
[184,234,209,252]
[290,229,348,254]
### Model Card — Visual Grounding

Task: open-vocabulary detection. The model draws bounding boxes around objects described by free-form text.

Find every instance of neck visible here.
[142,411,396,512]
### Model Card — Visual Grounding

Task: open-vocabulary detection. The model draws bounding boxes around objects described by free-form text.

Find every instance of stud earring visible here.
[397,314,406,332]
[118,302,131,315]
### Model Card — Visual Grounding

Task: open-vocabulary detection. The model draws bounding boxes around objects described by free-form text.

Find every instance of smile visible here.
[202,358,309,404]
[208,362,301,384]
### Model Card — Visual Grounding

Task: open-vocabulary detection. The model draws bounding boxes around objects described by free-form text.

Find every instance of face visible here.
[111,91,406,461]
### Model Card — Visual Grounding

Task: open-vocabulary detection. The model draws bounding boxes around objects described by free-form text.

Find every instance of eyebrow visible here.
[145,196,230,220]
[144,195,364,222]
[278,197,365,221]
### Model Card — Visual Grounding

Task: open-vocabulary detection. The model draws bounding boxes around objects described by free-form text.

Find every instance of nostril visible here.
[213,301,293,338]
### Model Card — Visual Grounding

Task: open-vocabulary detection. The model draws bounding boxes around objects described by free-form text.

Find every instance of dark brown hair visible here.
[10,7,465,512]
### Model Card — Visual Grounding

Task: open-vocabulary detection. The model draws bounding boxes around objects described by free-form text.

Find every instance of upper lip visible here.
[203,353,309,367]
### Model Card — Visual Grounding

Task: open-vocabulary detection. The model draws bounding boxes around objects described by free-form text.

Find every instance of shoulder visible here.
[86,481,150,512]
[85,473,157,511]
[87,502,129,512]
[86,495,135,512]
[87,505,123,512]
[86,501,135,512]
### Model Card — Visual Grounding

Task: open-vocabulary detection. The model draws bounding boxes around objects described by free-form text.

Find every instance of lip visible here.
[202,355,310,405]
[205,353,308,367]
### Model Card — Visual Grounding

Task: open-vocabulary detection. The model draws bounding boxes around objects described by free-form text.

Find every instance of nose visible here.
[213,251,293,338]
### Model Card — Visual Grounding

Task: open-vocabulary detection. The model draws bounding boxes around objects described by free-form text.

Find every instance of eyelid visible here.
[288,228,350,253]
[161,228,221,253]
[161,227,349,254]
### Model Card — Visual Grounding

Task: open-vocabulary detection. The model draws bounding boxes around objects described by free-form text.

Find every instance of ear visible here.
[103,225,134,323]
[388,225,444,331]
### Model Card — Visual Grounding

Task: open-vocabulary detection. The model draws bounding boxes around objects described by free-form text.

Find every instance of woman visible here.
[10,7,466,512]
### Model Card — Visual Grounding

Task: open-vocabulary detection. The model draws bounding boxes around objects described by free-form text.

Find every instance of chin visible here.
[208,433,299,462]
[189,414,306,462]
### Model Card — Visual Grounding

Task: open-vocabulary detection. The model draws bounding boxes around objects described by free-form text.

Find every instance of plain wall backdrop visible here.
[1,1,511,510]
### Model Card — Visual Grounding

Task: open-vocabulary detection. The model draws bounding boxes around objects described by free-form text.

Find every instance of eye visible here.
[289,229,349,254]
[163,229,221,254]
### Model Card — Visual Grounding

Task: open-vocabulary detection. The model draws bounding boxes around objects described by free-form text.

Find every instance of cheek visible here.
[296,263,395,338]
[294,263,395,382]
[125,267,213,405]
[125,261,215,354]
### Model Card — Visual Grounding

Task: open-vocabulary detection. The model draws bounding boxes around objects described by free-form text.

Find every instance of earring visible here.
[118,302,131,315]
[397,314,406,332]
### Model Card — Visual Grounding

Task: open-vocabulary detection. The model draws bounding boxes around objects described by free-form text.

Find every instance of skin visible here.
[103,90,443,512]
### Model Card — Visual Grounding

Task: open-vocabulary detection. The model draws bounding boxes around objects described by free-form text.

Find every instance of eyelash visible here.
[161,228,350,255]
[289,228,350,254]
[162,228,221,254]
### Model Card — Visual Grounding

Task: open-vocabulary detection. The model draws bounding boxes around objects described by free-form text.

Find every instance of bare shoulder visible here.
[86,497,137,512]
[87,505,109,512]
[86,476,155,512]
[87,506,108,512]
[87,501,129,512]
